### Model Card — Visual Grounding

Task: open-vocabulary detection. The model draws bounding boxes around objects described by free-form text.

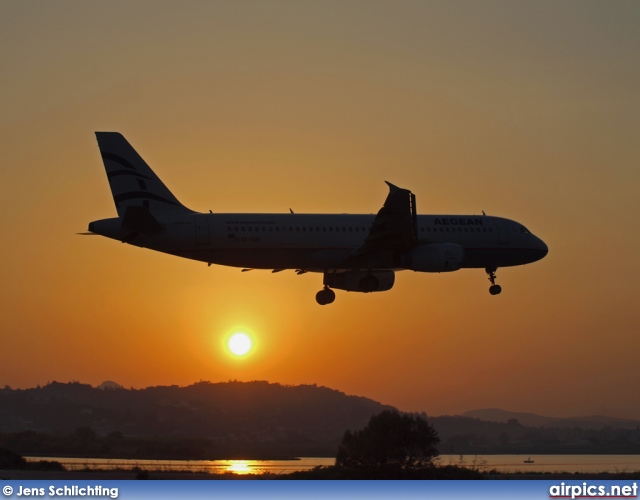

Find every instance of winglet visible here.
[350,181,417,258]
[385,181,400,193]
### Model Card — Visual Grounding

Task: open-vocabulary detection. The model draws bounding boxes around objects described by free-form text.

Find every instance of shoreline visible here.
[3,468,640,481]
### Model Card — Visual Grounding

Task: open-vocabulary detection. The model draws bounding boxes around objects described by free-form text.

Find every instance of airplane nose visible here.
[537,238,548,259]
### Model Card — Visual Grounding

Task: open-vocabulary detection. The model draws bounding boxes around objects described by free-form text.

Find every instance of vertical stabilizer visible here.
[95,132,192,217]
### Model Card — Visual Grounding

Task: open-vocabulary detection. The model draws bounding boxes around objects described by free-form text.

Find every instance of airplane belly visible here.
[179,247,353,270]
[462,247,545,268]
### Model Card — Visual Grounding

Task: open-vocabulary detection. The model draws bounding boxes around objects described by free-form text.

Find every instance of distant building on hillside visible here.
[97,381,124,390]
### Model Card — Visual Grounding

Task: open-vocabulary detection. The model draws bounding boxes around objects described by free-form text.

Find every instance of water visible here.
[26,457,335,475]
[438,455,640,474]
[26,455,640,475]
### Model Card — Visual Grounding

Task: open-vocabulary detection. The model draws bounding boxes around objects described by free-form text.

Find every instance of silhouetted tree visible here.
[336,410,439,473]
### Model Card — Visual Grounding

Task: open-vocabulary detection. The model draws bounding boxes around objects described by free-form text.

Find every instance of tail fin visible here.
[95,132,193,217]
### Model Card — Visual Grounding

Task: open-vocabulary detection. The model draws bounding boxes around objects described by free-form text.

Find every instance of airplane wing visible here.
[351,181,418,258]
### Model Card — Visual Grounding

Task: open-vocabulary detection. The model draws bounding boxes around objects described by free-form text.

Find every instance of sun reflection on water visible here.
[225,460,255,475]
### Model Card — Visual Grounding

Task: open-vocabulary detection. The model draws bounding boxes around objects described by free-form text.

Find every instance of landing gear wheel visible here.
[485,267,502,296]
[316,287,336,305]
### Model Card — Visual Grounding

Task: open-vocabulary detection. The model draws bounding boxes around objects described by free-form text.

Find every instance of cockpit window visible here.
[520,225,530,235]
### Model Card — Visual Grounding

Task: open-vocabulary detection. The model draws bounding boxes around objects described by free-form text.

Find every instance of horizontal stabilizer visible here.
[121,206,163,234]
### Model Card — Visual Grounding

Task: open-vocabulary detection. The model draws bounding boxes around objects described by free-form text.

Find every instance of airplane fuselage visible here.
[90,212,547,272]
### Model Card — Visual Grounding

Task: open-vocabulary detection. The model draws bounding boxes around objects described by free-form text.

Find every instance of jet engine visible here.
[323,271,395,293]
[403,243,464,272]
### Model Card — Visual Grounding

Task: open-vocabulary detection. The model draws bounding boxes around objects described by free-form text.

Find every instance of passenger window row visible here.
[228,226,370,233]
[226,226,493,234]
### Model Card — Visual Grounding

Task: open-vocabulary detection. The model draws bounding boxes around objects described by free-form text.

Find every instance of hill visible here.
[462,408,640,430]
[1,382,639,459]
[0,381,395,458]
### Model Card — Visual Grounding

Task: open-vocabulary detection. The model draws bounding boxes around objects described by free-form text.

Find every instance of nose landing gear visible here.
[486,267,502,295]
[316,286,336,305]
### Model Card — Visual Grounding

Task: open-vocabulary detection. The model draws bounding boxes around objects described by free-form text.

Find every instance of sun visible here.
[227,332,253,357]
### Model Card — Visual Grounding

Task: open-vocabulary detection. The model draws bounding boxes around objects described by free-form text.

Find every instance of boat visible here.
[524,457,534,464]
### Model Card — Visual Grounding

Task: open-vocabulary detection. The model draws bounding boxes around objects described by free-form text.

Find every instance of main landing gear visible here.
[486,267,502,295]
[316,286,336,306]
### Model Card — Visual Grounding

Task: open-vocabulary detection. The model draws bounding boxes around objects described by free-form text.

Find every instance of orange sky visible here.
[1,1,639,419]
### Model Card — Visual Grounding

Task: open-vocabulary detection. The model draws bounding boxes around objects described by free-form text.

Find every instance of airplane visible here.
[86,132,548,305]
